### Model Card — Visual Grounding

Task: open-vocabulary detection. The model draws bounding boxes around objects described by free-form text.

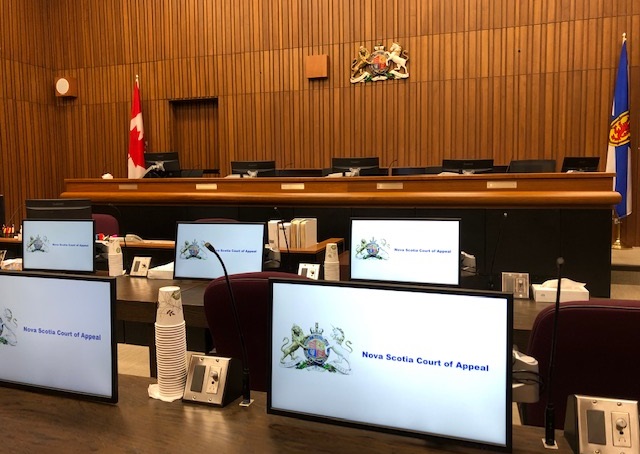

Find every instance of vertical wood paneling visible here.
[1,0,640,241]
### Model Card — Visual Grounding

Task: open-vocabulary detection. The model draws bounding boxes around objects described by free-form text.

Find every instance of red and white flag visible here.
[127,77,146,178]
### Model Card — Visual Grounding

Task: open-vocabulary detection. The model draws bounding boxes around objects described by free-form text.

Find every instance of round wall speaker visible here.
[55,77,77,97]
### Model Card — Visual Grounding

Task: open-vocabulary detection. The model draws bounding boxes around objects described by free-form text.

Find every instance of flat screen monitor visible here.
[22,219,96,273]
[25,198,92,220]
[268,279,512,452]
[350,218,460,286]
[173,221,265,279]
[331,156,381,176]
[144,152,181,178]
[441,159,494,174]
[0,271,117,403]
[230,160,276,177]
[561,156,600,172]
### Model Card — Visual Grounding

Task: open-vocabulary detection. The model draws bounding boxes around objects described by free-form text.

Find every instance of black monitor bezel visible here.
[561,156,600,172]
[173,220,267,280]
[25,198,92,220]
[349,217,461,287]
[230,160,277,177]
[144,152,181,177]
[0,270,118,403]
[22,219,96,274]
[441,159,494,174]
[267,278,513,452]
[331,156,381,175]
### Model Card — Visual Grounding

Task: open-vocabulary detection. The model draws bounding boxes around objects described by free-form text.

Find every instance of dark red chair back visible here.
[92,213,119,236]
[203,271,310,392]
[521,299,640,427]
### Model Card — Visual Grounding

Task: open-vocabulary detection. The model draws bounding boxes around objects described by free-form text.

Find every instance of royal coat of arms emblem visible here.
[350,42,409,83]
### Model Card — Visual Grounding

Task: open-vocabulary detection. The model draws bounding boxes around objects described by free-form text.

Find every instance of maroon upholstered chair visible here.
[203,271,310,392]
[92,213,120,236]
[521,299,640,428]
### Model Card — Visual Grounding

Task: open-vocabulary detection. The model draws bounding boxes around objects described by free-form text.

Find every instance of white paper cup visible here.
[324,242,339,263]
[156,286,184,326]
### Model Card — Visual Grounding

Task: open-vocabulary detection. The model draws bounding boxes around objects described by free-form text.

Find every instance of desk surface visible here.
[115,274,550,333]
[0,374,570,453]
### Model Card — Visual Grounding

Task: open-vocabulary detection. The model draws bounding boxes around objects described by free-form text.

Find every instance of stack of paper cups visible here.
[149,286,187,402]
[323,242,340,281]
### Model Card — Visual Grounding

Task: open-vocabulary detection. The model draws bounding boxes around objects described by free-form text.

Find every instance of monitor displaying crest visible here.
[173,221,265,280]
[268,279,512,452]
[349,218,461,286]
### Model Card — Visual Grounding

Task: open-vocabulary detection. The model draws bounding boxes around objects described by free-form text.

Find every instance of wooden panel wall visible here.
[0,0,57,228]
[2,0,640,244]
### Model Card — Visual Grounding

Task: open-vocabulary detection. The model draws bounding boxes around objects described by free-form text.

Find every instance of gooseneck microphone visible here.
[204,242,252,406]
[543,257,564,448]
[273,207,291,271]
[488,212,508,290]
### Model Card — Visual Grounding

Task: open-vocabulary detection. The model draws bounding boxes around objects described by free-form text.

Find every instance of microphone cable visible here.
[487,212,508,290]
[543,257,564,448]
[273,207,291,272]
[204,241,252,406]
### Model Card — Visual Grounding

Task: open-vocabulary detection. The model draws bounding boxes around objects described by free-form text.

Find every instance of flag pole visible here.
[607,33,632,249]
[612,212,630,250]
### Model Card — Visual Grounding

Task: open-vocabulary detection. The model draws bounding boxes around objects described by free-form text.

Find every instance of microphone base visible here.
[239,398,254,407]
[541,438,559,450]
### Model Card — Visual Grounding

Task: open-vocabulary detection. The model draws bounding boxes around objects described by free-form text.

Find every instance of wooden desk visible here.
[63,173,619,207]
[63,174,617,298]
[114,275,550,375]
[0,374,571,453]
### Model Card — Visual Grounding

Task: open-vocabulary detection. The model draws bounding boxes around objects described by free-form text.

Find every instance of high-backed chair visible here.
[203,271,310,392]
[92,213,119,236]
[390,167,427,176]
[507,159,556,173]
[520,299,640,428]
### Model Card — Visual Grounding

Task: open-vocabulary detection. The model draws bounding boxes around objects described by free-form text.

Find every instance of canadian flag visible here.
[127,78,146,179]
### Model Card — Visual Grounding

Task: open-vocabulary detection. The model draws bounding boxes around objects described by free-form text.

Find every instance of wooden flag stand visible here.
[612,214,631,249]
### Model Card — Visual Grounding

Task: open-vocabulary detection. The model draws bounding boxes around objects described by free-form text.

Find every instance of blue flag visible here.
[605,36,632,218]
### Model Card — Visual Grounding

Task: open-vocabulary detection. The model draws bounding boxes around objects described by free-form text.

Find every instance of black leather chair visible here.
[507,159,556,173]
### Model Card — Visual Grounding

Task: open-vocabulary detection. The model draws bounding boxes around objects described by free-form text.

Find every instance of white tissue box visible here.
[531,284,589,303]
[147,262,175,280]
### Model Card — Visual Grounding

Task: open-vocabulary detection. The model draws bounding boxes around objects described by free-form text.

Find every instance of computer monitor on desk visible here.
[22,219,96,273]
[173,221,266,279]
[144,152,181,178]
[441,159,494,174]
[230,160,276,177]
[561,156,600,172]
[331,157,381,176]
[350,218,461,286]
[268,279,512,452]
[0,271,117,403]
[25,198,92,220]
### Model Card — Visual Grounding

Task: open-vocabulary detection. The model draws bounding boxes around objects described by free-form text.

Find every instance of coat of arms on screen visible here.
[350,42,409,83]
[355,237,390,260]
[25,234,50,253]
[0,308,18,346]
[179,239,208,260]
[280,323,353,375]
